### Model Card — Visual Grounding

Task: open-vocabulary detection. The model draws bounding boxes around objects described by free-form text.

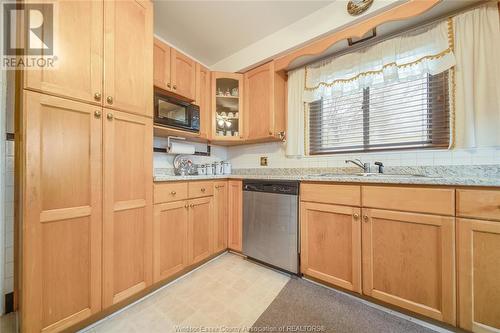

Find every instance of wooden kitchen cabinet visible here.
[458,218,500,333]
[153,201,188,282]
[362,208,456,325]
[171,49,197,100]
[196,63,212,139]
[104,0,153,116]
[153,38,196,101]
[211,72,244,141]
[213,181,228,253]
[24,0,103,106]
[300,202,361,293]
[244,61,286,141]
[228,180,243,251]
[153,38,171,90]
[21,91,102,332]
[189,197,214,264]
[102,109,153,308]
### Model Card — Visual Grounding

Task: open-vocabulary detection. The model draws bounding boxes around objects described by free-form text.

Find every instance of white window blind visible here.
[309,71,450,154]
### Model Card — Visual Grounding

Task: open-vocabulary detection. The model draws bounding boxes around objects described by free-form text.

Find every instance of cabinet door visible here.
[213,181,228,253]
[22,91,102,332]
[24,0,103,105]
[171,49,196,100]
[458,218,500,333]
[300,202,361,293]
[362,209,455,324]
[196,63,211,139]
[104,0,153,116]
[153,201,189,282]
[189,197,213,264]
[244,62,274,140]
[228,180,243,251]
[103,109,153,308]
[153,38,171,91]
[211,72,244,141]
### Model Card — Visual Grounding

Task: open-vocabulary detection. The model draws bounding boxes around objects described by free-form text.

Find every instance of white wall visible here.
[211,0,401,72]
[227,142,500,169]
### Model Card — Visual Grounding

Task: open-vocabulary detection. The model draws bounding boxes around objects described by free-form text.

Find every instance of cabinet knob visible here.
[173,85,177,90]
[170,191,176,195]
[201,188,206,192]
[353,213,359,219]
[94,92,101,101]
[94,110,101,118]
[167,83,171,89]
[190,204,194,208]
[184,203,189,209]
[269,131,273,136]
[107,113,114,120]
[106,96,113,105]
[363,216,369,222]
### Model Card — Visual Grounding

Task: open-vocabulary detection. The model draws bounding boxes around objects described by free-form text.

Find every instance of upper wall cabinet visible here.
[244,61,286,141]
[211,72,244,142]
[196,64,212,139]
[104,0,153,117]
[25,0,153,118]
[24,1,103,105]
[153,38,196,101]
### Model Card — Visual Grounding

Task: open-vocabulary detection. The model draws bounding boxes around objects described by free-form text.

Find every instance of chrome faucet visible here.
[345,159,370,173]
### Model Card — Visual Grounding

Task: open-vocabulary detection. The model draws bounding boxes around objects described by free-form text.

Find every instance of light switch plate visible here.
[260,157,268,166]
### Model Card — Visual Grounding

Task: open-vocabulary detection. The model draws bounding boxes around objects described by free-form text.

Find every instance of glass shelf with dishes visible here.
[212,72,244,140]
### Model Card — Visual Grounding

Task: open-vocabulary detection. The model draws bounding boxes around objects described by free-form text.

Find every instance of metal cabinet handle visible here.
[107,113,114,120]
[94,92,101,101]
[106,96,113,104]
[94,110,101,118]
[353,213,359,219]
[170,191,176,195]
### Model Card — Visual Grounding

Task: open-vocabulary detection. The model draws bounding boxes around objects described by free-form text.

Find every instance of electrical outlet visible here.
[260,156,268,166]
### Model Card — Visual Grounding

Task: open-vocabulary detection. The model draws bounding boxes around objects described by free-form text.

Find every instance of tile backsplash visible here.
[226,142,500,170]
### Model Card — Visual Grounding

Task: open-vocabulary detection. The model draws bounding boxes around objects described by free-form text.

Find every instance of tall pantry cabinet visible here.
[19,1,153,332]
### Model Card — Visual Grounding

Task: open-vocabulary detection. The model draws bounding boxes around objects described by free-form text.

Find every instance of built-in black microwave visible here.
[154,91,200,133]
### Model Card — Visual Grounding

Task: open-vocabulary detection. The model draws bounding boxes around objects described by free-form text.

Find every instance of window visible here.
[308,71,450,155]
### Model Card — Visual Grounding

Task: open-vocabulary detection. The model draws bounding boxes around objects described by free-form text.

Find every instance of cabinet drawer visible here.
[301,183,361,206]
[362,186,455,216]
[457,189,500,221]
[154,182,188,204]
[189,181,214,198]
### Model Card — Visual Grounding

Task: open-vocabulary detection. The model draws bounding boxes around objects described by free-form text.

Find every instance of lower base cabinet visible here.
[458,218,500,333]
[153,201,189,282]
[228,180,243,251]
[153,195,214,283]
[213,181,229,252]
[362,208,456,325]
[300,202,361,292]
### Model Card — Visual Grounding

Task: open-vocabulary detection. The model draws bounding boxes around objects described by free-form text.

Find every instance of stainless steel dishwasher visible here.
[242,180,299,274]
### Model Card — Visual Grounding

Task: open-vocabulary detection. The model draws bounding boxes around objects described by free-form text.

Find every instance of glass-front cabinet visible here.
[211,72,244,141]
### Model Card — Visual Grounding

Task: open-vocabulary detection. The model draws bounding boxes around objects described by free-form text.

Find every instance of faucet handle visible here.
[374,161,384,174]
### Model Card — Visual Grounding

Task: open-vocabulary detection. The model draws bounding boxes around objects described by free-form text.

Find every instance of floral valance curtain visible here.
[303,19,456,102]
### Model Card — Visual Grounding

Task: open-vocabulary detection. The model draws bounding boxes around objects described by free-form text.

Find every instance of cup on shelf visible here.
[217,130,224,136]
[228,112,234,118]
[233,131,239,137]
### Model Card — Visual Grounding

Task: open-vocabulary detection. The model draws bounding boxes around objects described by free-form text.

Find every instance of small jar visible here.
[223,162,232,175]
[205,164,214,175]
[215,162,224,175]
[197,165,206,175]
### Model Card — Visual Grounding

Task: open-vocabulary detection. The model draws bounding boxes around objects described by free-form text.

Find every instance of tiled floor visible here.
[82,253,290,333]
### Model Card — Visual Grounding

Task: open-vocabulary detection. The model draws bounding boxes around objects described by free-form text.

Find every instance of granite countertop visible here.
[153,173,500,187]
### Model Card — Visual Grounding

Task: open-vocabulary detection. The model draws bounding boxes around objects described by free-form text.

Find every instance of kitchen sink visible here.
[310,173,441,179]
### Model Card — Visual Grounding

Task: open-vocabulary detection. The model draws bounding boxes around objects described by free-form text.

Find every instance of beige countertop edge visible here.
[153,174,500,187]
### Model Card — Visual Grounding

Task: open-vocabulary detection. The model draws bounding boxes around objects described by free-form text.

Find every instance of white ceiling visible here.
[154,1,334,67]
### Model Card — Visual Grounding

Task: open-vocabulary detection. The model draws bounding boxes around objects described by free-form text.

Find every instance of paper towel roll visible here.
[168,141,195,155]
